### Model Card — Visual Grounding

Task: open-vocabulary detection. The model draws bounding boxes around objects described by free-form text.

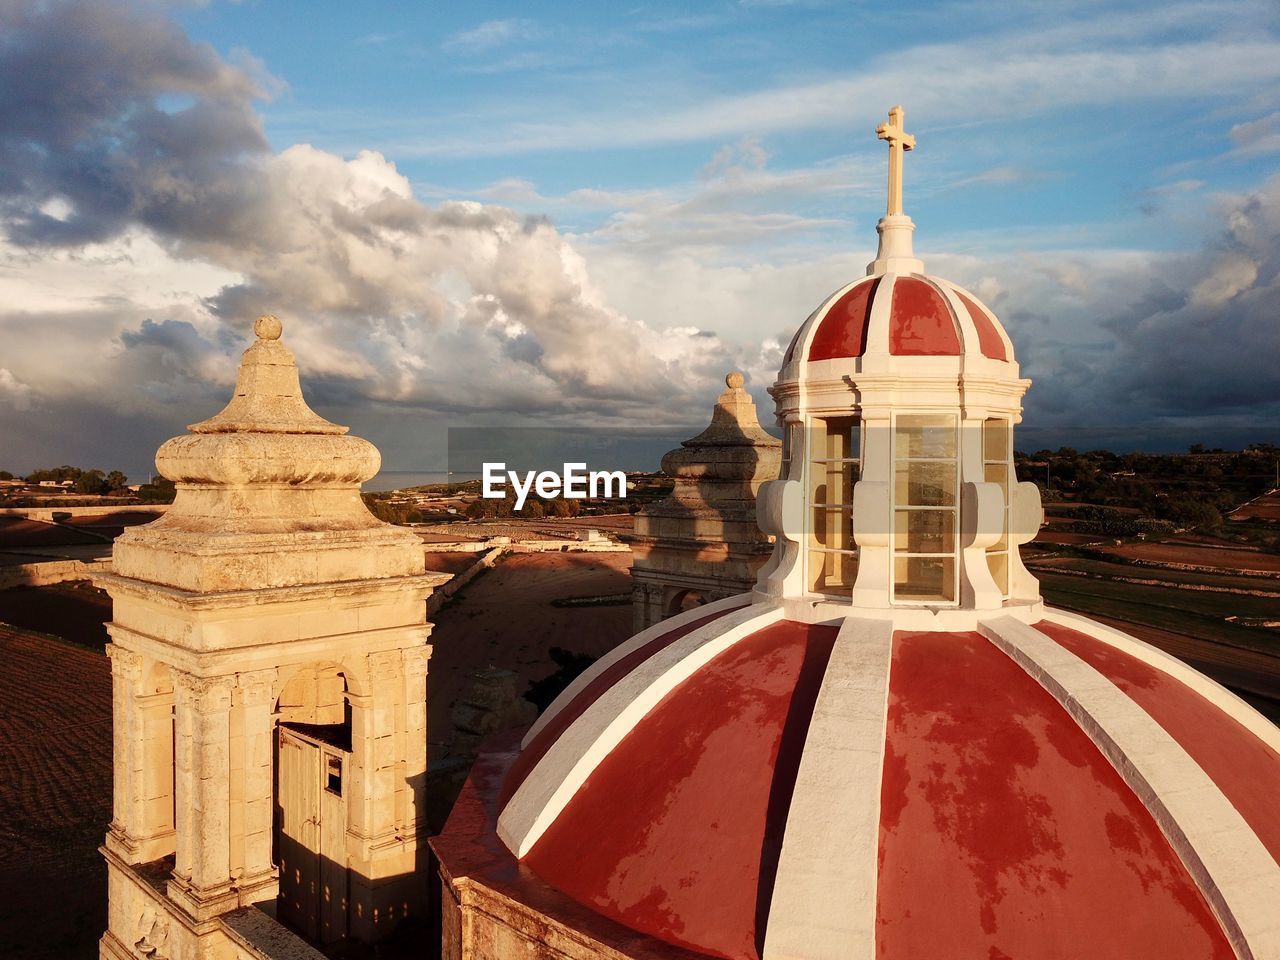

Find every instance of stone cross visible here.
[876,105,916,217]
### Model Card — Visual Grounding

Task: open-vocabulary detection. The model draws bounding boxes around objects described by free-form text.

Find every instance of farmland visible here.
[1022,455,1280,718]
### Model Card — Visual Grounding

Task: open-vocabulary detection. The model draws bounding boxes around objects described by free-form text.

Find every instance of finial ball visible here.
[726,371,745,389]
[254,314,282,340]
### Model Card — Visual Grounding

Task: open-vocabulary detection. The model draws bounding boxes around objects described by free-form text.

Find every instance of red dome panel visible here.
[877,630,1232,960]
[1038,620,1280,865]
[522,620,838,960]
[888,278,960,356]
[500,603,748,809]
[954,289,1007,361]
[807,279,879,361]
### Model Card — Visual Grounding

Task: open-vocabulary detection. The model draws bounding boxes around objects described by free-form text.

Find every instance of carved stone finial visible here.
[726,371,745,390]
[254,314,282,341]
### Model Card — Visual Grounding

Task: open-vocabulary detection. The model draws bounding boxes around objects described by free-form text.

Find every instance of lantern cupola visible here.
[756,106,1042,623]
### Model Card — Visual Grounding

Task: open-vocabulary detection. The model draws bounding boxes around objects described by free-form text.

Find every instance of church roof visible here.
[434,106,1280,960]
[492,600,1280,960]
[783,273,1013,365]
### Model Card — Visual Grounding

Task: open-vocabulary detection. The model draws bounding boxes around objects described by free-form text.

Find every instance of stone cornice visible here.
[93,570,448,611]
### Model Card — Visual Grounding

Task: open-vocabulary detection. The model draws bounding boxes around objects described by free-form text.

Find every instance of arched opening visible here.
[668,589,706,616]
[274,662,352,946]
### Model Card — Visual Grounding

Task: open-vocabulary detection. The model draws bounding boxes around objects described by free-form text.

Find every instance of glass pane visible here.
[984,462,1009,493]
[896,414,956,459]
[810,549,857,593]
[893,556,956,602]
[987,552,1009,595]
[983,417,1009,462]
[894,510,955,553]
[894,461,956,506]
[811,506,853,548]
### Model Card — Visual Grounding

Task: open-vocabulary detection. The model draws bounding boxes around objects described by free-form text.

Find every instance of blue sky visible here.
[172,1,1277,243]
[1,0,1279,479]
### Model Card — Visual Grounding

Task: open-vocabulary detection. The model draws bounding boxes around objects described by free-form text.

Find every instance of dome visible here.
[432,106,1280,960]
[494,599,1280,960]
[782,274,1012,366]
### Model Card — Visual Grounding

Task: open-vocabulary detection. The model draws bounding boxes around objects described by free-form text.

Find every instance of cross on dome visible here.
[866,104,923,276]
[876,105,915,217]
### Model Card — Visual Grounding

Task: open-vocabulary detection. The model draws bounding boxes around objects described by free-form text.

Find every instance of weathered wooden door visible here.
[277,727,350,944]
[277,730,320,940]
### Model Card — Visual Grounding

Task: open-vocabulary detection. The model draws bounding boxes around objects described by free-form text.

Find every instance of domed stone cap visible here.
[492,600,1280,960]
[782,274,1013,365]
[155,316,380,487]
[189,315,348,436]
[659,372,781,483]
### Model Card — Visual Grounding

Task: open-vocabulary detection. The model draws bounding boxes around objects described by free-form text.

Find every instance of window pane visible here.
[893,556,956,602]
[809,549,857,593]
[894,461,956,506]
[810,506,851,546]
[896,414,956,458]
[894,510,955,553]
[984,462,1009,492]
[983,417,1009,462]
[808,415,860,595]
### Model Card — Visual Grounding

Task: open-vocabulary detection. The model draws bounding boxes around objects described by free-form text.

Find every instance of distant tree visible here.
[0,471,12,480]
[1188,443,1206,455]
[27,465,83,483]
[406,509,424,523]
[464,499,495,520]
[74,469,108,494]
[137,476,176,503]
[106,470,129,491]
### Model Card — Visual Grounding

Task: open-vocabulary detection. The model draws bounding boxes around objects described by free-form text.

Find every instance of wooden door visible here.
[277,729,320,941]
[318,753,349,944]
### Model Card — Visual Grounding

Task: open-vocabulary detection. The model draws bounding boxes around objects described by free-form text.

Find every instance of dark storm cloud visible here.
[0,0,271,246]
[1100,182,1280,420]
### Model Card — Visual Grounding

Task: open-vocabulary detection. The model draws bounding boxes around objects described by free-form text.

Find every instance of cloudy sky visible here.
[1,0,1279,481]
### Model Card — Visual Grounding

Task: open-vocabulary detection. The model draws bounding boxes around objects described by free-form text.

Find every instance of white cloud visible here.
[442,19,540,53]
[1190,253,1258,306]
[388,36,1280,158]
[0,369,34,411]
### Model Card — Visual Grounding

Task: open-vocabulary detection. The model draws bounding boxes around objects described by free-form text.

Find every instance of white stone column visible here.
[168,671,238,920]
[105,644,175,864]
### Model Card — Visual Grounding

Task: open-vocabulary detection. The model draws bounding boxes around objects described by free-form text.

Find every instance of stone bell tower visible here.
[627,372,781,631]
[95,315,447,959]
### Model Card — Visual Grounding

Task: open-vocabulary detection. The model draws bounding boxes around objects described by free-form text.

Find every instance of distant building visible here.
[625,371,780,631]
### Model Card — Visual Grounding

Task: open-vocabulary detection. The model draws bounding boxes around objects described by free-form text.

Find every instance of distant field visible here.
[1101,542,1280,574]
[1037,572,1279,654]
[1032,556,1280,595]
[1232,491,1280,522]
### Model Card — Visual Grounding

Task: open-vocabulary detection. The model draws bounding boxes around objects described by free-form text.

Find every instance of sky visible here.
[1,0,1279,481]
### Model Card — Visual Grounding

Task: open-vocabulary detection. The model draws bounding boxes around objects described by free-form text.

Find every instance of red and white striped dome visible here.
[495,599,1280,960]
[783,274,1013,366]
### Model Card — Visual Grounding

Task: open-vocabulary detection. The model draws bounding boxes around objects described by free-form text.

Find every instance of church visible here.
[97,108,1280,960]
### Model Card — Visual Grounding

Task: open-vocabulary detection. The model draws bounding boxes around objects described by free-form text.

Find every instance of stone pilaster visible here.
[231,668,278,902]
[168,671,237,920]
[105,644,175,865]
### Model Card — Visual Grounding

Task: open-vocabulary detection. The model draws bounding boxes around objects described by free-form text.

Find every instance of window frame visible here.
[983,417,1013,600]
[804,414,862,596]
[890,410,961,606]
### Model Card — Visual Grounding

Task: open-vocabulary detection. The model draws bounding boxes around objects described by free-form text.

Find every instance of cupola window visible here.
[983,418,1012,598]
[807,416,860,593]
[892,413,958,603]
